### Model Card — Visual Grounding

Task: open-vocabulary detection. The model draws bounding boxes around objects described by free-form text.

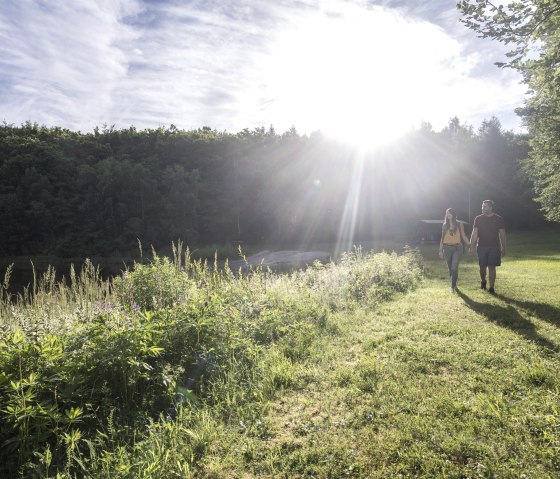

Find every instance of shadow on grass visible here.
[494,294,560,328]
[456,290,559,353]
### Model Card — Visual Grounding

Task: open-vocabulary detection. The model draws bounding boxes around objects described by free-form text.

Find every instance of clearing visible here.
[198,232,560,478]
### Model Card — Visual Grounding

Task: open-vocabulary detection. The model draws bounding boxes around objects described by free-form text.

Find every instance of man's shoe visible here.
[481,281,487,290]
[488,287,495,295]
[450,287,455,293]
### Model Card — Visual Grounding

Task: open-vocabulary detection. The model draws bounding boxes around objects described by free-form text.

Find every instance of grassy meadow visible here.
[1,232,559,478]
[195,231,560,478]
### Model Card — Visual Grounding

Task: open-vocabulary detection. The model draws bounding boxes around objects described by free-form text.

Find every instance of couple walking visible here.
[439,200,507,294]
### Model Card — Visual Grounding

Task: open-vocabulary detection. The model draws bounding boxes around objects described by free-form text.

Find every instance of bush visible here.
[114,255,197,311]
[0,246,422,477]
[294,246,423,310]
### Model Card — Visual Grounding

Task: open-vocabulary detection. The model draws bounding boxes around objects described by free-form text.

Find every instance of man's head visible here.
[482,200,494,215]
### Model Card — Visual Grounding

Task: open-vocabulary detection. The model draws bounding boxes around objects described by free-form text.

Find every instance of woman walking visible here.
[439,208,470,293]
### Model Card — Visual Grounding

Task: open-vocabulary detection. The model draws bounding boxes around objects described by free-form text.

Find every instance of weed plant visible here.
[295,246,423,310]
[0,244,422,477]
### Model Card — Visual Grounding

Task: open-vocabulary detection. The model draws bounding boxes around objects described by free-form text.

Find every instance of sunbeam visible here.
[335,150,365,256]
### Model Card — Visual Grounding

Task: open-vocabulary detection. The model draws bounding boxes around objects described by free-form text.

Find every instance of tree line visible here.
[0,118,546,257]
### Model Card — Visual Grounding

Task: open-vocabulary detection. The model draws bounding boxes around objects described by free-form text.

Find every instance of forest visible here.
[0,117,545,259]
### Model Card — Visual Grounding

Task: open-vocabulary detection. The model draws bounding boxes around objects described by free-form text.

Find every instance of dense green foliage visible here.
[0,246,423,477]
[458,0,560,221]
[0,120,543,258]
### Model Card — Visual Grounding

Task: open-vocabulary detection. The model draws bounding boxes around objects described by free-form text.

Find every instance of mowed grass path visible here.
[198,232,560,478]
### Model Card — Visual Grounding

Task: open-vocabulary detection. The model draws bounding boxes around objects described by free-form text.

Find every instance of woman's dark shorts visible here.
[477,246,501,267]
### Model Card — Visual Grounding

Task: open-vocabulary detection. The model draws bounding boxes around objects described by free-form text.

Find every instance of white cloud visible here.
[0,0,527,133]
[0,0,141,130]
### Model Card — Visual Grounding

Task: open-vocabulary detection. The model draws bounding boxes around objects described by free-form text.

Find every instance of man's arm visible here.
[469,227,478,253]
[499,228,507,257]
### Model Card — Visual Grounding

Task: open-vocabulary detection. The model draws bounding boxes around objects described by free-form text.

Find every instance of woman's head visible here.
[445,208,457,221]
[444,208,458,230]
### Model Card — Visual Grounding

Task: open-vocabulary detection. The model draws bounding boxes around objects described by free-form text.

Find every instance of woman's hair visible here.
[444,208,458,232]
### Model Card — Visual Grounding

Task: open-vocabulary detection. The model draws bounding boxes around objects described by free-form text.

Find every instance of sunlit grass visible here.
[3,231,558,478]
[198,231,560,478]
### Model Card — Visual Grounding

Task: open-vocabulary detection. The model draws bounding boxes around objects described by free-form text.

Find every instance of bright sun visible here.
[263,4,453,149]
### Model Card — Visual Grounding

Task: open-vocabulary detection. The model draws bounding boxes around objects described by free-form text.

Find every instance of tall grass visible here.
[0,244,422,478]
[0,259,112,334]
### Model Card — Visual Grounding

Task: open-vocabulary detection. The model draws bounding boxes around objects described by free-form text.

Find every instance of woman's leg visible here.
[450,247,463,289]
[443,246,454,287]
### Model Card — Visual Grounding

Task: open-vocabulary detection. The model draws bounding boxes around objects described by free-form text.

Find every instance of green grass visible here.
[1,232,559,478]
[196,232,560,478]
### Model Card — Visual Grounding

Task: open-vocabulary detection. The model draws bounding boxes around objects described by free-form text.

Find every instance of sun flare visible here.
[263,4,456,148]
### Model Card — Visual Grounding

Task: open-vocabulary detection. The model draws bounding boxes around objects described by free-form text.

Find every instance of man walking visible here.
[469,200,507,294]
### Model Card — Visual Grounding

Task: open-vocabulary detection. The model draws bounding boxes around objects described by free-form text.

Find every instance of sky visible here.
[0,0,527,144]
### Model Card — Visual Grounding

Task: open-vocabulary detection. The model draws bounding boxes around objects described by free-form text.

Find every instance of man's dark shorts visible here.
[477,246,501,267]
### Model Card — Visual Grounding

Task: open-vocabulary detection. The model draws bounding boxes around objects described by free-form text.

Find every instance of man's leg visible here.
[479,265,487,289]
[487,247,501,294]
[477,246,488,289]
[488,266,496,289]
